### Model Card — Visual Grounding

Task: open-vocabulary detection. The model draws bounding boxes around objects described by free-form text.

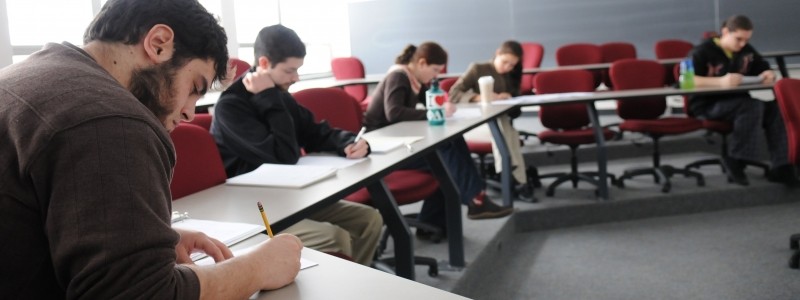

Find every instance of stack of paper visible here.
[296,155,367,169]
[226,163,337,188]
[171,219,265,261]
[365,136,424,153]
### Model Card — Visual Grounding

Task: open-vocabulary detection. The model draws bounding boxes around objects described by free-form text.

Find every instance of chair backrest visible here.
[534,69,595,130]
[653,39,693,59]
[610,59,667,120]
[169,123,227,200]
[331,57,368,102]
[520,42,544,95]
[556,43,603,88]
[293,88,363,132]
[228,58,252,81]
[774,78,800,164]
[600,42,637,88]
[439,77,458,96]
[188,113,213,131]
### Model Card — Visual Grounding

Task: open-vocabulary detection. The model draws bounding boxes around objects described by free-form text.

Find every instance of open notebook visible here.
[226,163,337,188]
[171,218,265,261]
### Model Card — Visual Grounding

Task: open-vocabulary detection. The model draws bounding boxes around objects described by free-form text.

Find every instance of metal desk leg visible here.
[424,149,465,268]
[586,103,609,200]
[367,179,415,279]
[487,119,514,207]
[776,56,790,79]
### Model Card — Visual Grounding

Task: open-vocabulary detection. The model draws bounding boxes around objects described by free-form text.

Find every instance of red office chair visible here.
[228,58,252,81]
[439,77,457,96]
[654,39,694,86]
[773,78,800,268]
[169,123,227,200]
[600,42,637,89]
[293,87,441,276]
[610,59,704,193]
[187,113,213,131]
[520,42,544,95]
[331,57,371,111]
[534,69,617,196]
[672,64,769,180]
[555,43,603,88]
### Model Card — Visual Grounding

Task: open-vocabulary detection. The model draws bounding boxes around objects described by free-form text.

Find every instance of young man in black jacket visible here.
[689,14,797,186]
[211,25,381,266]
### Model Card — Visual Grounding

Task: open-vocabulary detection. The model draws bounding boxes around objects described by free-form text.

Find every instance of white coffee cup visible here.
[477,76,494,106]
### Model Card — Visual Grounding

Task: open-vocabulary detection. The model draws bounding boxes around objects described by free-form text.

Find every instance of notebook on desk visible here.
[171,218,265,261]
[365,136,424,153]
[226,163,337,188]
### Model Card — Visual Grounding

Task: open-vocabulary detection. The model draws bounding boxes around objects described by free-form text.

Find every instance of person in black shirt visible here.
[212,25,382,266]
[689,15,797,186]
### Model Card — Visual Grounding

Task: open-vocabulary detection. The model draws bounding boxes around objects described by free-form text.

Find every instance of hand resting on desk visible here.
[186,233,303,298]
[175,228,234,264]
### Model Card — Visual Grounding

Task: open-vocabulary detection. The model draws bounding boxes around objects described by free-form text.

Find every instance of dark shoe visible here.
[767,164,800,186]
[467,192,513,220]
[515,182,537,202]
[723,157,748,186]
[415,228,445,242]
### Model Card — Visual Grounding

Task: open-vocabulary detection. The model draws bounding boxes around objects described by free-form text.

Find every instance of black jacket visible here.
[688,38,771,116]
[211,78,361,178]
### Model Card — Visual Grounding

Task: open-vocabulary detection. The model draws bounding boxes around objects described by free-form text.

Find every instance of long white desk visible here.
[173,103,517,280]
[225,235,469,300]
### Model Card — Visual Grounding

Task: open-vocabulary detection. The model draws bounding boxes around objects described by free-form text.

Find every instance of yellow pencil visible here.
[257,201,274,238]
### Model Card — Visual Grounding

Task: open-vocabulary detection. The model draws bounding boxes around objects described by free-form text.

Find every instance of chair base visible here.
[616,165,705,193]
[684,157,770,180]
[374,256,439,277]
[539,171,617,197]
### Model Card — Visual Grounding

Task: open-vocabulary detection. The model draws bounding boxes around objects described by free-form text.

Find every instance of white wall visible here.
[0,0,13,68]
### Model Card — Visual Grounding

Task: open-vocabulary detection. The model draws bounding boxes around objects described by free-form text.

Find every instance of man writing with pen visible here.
[211,24,382,266]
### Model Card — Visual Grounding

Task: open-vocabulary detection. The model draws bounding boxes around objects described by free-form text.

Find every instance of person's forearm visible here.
[693,75,721,88]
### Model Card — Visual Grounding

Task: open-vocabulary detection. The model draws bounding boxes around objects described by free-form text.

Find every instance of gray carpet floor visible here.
[460,202,800,300]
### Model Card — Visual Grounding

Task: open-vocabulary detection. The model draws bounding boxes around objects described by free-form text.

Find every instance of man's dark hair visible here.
[253,25,306,67]
[84,0,229,83]
[722,15,754,32]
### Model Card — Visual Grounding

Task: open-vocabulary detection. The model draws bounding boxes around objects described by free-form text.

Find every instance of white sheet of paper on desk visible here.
[226,163,337,188]
[514,92,594,104]
[195,245,319,270]
[296,155,367,169]
[741,75,763,85]
[448,107,483,120]
[172,219,265,261]
[365,136,424,153]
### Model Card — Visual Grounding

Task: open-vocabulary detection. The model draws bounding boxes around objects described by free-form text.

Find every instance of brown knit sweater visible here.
[0,43,199,299]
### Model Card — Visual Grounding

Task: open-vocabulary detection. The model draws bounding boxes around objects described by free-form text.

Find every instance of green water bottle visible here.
[426,78,446,126]
[679,59,695,90]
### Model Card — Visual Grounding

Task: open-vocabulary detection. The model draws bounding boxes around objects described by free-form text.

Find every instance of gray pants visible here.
[701,97,789,167]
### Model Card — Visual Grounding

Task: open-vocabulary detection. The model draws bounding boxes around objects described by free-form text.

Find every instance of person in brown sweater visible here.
[0,0,301,298]
[364,42,513,237]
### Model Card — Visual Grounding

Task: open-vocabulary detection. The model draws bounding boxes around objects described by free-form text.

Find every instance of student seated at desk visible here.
[447,40,532,197]
[688,14,798,186]
[363,42,513,237]
[0,0,302,298]
[211,25,382,266]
